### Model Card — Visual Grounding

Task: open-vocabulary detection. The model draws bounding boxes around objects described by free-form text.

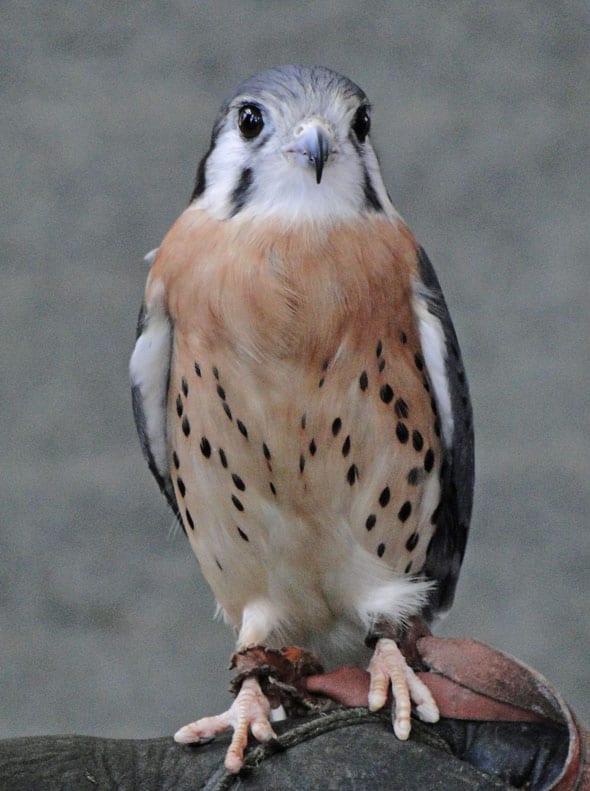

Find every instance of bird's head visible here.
[191,65,396,226]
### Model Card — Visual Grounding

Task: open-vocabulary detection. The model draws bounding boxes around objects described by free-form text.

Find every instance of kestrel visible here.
[130,65,474,773]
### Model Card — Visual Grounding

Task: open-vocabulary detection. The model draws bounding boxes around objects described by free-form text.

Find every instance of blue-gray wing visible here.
[414,246,475,617]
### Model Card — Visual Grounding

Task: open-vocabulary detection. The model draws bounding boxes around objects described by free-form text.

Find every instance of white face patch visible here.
[193,71,398,227]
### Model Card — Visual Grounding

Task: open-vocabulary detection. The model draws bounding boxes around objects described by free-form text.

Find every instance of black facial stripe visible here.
[347,133,383,212]
[190,123,223,202]
[191,151,210,201]
[229,167,253,216]
[363,167,383,212]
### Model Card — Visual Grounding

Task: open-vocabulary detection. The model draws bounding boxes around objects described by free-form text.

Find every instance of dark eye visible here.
[238,104,264,139]
[352,106,371,142]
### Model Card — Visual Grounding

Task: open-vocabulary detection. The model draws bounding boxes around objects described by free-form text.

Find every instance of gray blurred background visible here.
[2,1,588,739]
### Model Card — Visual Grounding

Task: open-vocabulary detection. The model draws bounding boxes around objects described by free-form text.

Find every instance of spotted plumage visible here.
[130,65,474,772]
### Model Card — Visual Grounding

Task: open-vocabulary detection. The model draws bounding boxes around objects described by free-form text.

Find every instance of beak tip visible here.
[291,122,330,185]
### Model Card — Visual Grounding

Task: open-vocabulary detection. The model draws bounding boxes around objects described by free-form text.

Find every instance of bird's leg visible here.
[174,644,324,773]
[368,636,439,739]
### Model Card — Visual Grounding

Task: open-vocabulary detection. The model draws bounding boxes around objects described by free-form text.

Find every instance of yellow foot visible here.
[174,676,277,773]
[368,637,439,739]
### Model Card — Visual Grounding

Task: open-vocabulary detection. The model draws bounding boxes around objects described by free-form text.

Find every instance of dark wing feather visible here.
[130,299,181,525]
[416,247,475,617]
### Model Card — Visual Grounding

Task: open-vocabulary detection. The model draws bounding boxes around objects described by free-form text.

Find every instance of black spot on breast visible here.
[412,430,424,452]
[395,399,408,419]
[223,402,233,421]
[181,377,189,397]
[269,481,276,496]
[231,495,244,512]
[181,416,191,437]
[342,436,351,457]
[380,384,394,404]
[376,340,383,357]
[172,451,180,469]
[200,437,211,458]
[216,384,226,400]
[404,561,412,574]
[406,532,419,552]
[176,394,183,417]
[237,420,248,439]
[400,331,408,344]
[379,487,390,507]
[377,542,386,558]
[423,380,430,393]
[219,448,228,468]
[318,377,325,388]
[301,413,307,430]
[228,473,245,494]
[378,358,386,373]
[414,352,424,371]
[365,514,376,531]
[407,467,421,486]
[309,439,317,456]
[398,501,412,522]
[185,509,194,530]
[332,417,342,436]
[212,366,219,380]
[263,443,271,461]
[424,448,435,473]
[237,526,249,542]
[216,558,223,570]
[194,362,202,377]
[322,358,329,371]
[176,477,186,497]
[359,371,368,391]
[299,454,305,473]
[396,422,409,443]
[346,464,359,485]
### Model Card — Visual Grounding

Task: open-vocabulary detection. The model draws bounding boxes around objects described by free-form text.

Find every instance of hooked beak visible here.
[284,121,332,184]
